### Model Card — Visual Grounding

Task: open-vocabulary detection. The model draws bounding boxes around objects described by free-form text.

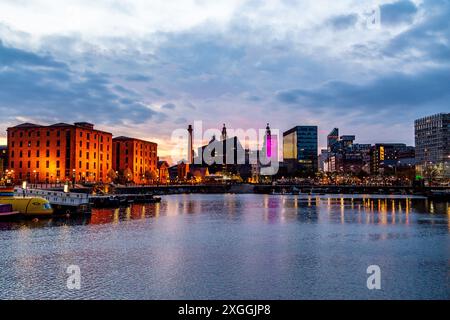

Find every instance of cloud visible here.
[383,0,450,63]
[174,117,187,124]
[148,87,165,96]
[380,0,418,26]
[276,67,450,113]
[0,40,64,67]
[124,74,153,82]
[327,14,358,30]
[161,103,176,110]
[0,41,163,125]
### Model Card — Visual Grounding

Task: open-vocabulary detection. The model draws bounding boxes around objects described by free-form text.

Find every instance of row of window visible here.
[11,130,111,142]
[11,149,111,161]
[11,140,60,148]
[123,149,156,156]
[12,160,59,169]
[124,157,157,166]
[10,140,110,152]
[10,160,110,171]
[11,149,58,158]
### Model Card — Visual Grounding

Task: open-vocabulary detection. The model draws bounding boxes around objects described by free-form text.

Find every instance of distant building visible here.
[319,149,329,171]
[370,143,415,175]
[0,145,7,178]
[7,122,112,183]
[112,136,158,184]
[283,126,318,176]
[177,161,190,181]
[415,113,450,179]
[323,128,371,174]
[327,128,339,152]
[194,132,246,176]
[157,160,169,184]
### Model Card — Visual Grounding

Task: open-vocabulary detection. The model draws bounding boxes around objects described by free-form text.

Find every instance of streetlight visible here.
[72,169,76,187]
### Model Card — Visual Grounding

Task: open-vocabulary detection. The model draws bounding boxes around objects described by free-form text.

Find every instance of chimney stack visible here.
[187,125,194,164]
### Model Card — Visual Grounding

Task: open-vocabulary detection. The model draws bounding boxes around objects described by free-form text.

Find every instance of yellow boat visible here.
[0,197,53,216]
[0,185,54,216]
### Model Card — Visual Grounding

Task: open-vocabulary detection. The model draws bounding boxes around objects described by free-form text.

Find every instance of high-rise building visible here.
[7,122,112,183]
[415,113,450,179]
[283,126,318,175]
[112,136,158,184]
[327,128,339,152]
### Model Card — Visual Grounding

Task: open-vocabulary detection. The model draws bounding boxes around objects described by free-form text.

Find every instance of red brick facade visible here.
[7,122,112,183]
[112,136,158,184]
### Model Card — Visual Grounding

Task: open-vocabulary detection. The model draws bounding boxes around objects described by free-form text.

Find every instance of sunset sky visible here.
[0,0,449,163]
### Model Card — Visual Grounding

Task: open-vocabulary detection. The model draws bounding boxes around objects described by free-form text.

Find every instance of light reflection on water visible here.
[0,194,448,300]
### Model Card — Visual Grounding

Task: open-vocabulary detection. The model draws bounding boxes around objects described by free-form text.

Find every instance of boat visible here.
[0,204,19,220]
[0,185,54,216]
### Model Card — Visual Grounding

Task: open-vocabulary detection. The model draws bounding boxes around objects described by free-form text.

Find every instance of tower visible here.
[187,124,194,164]
[221,124,227,141]
[265,123,272,158]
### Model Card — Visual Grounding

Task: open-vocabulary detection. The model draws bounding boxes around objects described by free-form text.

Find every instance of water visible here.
[0,194,448,300]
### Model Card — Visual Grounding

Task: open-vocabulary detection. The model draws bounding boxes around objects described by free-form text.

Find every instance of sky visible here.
[0,0,449,163]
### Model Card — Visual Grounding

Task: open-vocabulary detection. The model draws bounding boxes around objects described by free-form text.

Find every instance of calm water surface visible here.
[0,194,449,300]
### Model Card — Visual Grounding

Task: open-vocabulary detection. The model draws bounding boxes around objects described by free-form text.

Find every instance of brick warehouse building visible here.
[7,122,113,183]
[112,136,158,184]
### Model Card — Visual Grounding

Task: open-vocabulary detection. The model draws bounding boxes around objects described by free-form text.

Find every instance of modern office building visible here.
[327,128,339,152]
[112,136,158,184]
[370,143,415,175]
[283,126,318,175]
[415,113,450,179]
[7,122,112,183]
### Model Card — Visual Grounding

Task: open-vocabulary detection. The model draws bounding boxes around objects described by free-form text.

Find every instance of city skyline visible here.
[1,0,450,159]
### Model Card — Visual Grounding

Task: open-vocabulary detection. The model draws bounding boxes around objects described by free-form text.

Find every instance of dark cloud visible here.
[161,103,176,110]
[384,0,450,62]
[174,117,187,124]
[148,87,165,97]
[381,0,418,26]
[0,40,65,68]
[124,74,153,82]
[327,14,358,30]
[0,41,162,125]
[276,67,450,112]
